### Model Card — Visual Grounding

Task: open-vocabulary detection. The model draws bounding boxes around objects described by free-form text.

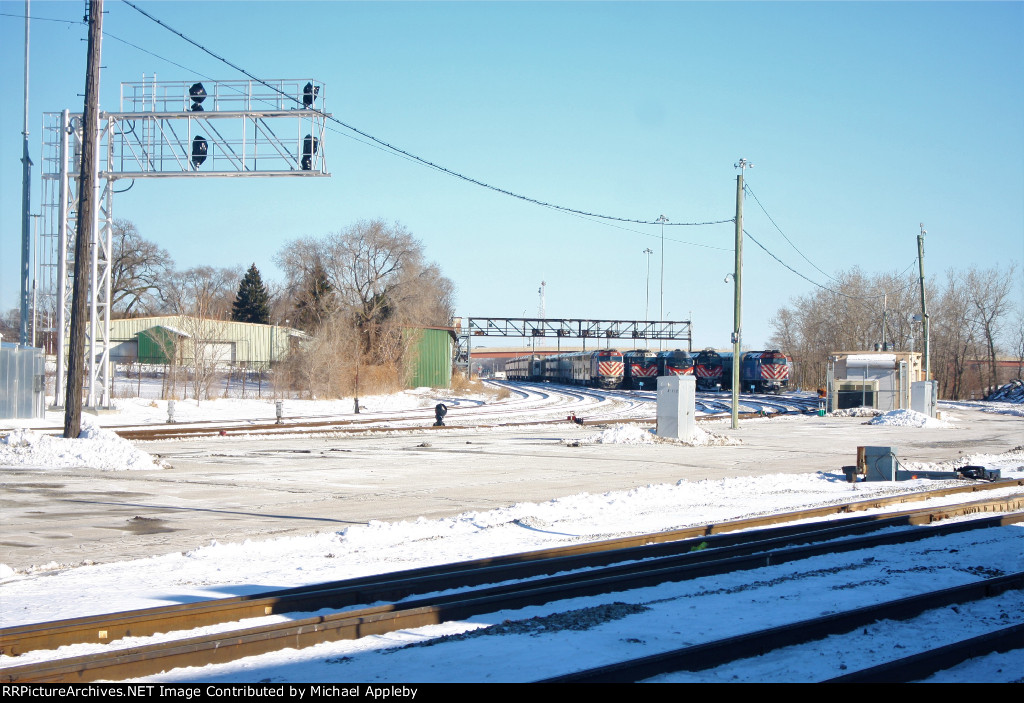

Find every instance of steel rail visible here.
[105,407,809,440]
[536,571,1024,683]
[821,622,1024,683]
[2,481,1020,657]
[19,386,814,441]
[2,502,1021,682]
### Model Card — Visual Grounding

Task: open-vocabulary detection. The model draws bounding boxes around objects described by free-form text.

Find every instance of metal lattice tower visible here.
[41,78,330,407]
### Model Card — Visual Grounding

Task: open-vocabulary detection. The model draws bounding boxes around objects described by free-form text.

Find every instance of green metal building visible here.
[405,326,456,389]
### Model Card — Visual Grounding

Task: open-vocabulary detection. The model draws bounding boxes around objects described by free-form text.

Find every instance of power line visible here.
[119,0,732,229]
[744,228,917,302]
[744,183,838,283]
[0,11,79,24]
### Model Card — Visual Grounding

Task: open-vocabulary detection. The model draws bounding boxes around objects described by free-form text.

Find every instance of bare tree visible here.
[768,266,922,390]
[275,219,455,396]
[0,307,18,342]
[161,266,241,320]
[155,266,240,402]
[930,270,981,399]
[111,220,174,315]
[964,263,1018,393]
[1013,307,1024,380]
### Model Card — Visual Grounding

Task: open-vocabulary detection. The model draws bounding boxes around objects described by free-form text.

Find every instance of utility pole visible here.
[20,0,32,345]
[917,223,930,381]
[881,293,887,351]
[643,248,653,320]
[731,159,751,429]
[656,215,668,351]
[64,0,103,439]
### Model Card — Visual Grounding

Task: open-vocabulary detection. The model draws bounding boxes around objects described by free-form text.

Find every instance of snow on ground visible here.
[590,424,657,444]
[942,399,1024,418]
[0,417,166,471]
[2,451,1022,627]
[587,423,741,446]
[985,379,1024,403]
[868,408,953,428]
[3,386,497,430]
[1,389,1022,682]
[1,456,1022,683]
[829,407,883,417]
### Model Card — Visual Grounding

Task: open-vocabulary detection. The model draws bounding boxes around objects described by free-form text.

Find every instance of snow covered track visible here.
[541,572,1024,683]
[2,485,1021,683]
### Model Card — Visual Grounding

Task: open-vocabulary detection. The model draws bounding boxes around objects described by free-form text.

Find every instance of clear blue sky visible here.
[2,1,1022,349]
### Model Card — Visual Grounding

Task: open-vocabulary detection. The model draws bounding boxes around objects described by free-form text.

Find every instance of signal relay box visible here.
[859,446,897,482]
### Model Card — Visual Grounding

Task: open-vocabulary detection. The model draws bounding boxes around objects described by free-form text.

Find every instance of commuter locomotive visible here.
[505,348,791,393]
[623,349,658,389]
[693,349,725,390]
[694,349,792,393]
[657,349,695,378]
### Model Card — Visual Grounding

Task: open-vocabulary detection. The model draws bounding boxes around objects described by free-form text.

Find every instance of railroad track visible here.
[13,383,816,442]
[540,574,1024,682]
[3,479,1021,683]
[107,385,814,441]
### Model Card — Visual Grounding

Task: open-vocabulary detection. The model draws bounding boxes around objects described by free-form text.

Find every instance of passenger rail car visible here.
[505,354,543,382]
[507,350,624,388]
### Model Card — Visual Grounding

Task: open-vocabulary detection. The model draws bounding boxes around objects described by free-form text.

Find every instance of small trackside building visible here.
[827,350,924,412]
[405,326,457,389]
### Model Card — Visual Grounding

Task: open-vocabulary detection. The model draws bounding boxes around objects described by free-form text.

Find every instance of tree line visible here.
[3,218,455,399]
[767,263,1021,398]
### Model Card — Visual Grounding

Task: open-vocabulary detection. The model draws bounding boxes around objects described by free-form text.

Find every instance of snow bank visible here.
[591,424,656,444]
[586,423,740,446]
[0,418,166,471]
[985,379,1024,403]
[868,409,952,428]
[829,407,882,418]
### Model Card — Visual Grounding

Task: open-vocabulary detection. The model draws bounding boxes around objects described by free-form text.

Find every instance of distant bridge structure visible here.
[455,317,692,375]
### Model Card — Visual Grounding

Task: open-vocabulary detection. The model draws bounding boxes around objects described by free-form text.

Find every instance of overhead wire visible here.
[744,183,839,283]
[119,0,732,229]
[11,4,734,250]
[744,226,919,304]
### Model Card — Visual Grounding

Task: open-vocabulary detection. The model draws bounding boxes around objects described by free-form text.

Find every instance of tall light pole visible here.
[656,215,668,321]
[656,215,668,351]
[20,0,32,345]
[917,223,930,381]
[643,248,653,320]
[731,158,752,429]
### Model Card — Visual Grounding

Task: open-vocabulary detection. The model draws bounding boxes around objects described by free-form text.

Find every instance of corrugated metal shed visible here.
[406,327,455,389]
[107,317,303,367]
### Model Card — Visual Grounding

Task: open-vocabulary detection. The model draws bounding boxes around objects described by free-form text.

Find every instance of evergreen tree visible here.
[231,264,271,324]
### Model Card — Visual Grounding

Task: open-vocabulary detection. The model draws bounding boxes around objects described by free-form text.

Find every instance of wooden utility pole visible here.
[63,0,103,438]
